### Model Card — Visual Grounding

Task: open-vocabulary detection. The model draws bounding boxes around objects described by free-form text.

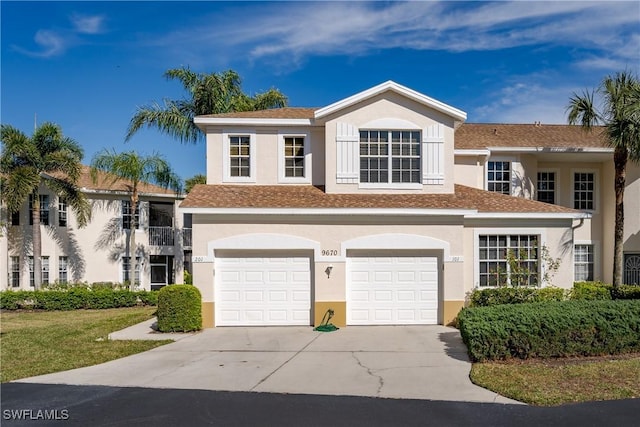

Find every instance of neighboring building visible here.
[181,80,639,329]
[1,166,188,290]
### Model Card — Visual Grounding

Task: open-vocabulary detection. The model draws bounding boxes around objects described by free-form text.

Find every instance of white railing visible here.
[148,227,175,246]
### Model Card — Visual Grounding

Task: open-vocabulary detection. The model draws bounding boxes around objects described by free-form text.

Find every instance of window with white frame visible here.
[359,130,421,184]
[58,256,68,283]
[122,256,141,285]
[10,256,20,288]
[487,161,511,194]
[42,256,50,286]
[122,200,140,230]
[229,135,251,177]
[537,172,555,204]
[574,244,594,281]
[574,172,595,210]
[478,235,539,287]
[284,137,305,178]
[28,256,35,287]
[58,198,67,227]
[29,194,49,225]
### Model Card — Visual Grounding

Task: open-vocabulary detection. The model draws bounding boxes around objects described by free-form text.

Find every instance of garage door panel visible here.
[348,256,439,325]
[216,255,311,326]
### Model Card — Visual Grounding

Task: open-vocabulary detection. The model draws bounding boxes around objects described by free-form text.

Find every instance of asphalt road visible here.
[1,383,639,427]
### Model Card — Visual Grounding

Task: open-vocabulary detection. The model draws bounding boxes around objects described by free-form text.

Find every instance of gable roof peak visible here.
[314,80,467,124]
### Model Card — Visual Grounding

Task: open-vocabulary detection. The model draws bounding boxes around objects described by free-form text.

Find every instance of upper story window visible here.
[284,137,305,178]
[58,198,68,227]
[122,200,141,230]
[229,136,251,177]
[11,210,20,226]
[29,194,49,225]
[487,161,511,195]
[224,132,256,183]
[537,172,556,204]
[574,172,595,210]
[359,130,421,184]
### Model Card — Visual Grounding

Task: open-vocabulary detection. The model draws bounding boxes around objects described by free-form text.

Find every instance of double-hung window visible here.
[284,137,305,178]
[574,172,595,210]
[229,136,251,177]
[359,130,421,184]
[487,161,511,194]
[122,256,141,285]
[58,256,68,283]
[42,256,50,286]
[574,244,594,281]
[10,256,20,288]
[58,198,68,227]
[122,201,140,230]
[29,194,49,225]
[537,172,555,204]
[478,235,539,287]
[28,257,35,287]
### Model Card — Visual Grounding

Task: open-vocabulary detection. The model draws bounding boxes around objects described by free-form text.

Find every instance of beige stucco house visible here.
[182,81,639,329]
[1,167,188,290]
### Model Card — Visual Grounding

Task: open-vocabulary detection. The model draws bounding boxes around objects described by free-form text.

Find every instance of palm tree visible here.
[125,68,288,144]
[90,150,182,289]
[185,174,206,194]
[567,71,640,287]
[0,122,91,289]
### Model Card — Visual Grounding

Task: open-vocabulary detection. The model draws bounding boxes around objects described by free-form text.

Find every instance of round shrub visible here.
[157,285,202,332]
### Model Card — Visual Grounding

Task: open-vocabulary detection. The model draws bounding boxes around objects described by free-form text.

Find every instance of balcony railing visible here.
[183,228,192,248]
[148,226,175,246]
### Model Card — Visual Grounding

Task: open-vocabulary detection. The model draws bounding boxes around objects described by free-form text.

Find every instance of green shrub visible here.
[184,270,193,285]
[458,300,640,362]
[156,285,202,332]
[468,286,565,307]
[569,281,612,300]
[611,284,640,300]
[0,289,157,311]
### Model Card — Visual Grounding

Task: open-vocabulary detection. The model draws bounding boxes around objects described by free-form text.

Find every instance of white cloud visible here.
[13,13,106,58]
[71,14,105,34]
[157,1,638,71]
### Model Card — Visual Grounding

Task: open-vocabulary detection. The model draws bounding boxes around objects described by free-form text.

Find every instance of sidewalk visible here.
[107,318,198,341]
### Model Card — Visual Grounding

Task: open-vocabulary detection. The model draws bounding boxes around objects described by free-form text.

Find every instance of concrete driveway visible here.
[17,325,517,403]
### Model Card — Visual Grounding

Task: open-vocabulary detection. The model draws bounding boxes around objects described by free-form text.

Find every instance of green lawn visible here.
[471,354,640,406]
[0,307,172,383]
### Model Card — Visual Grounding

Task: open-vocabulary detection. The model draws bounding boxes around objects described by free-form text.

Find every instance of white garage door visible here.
[216,256,311,326]
[348,256,438,325]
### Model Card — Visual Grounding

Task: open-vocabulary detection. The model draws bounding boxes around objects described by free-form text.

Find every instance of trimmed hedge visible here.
[157,285,201,332]
[468,286,565,307]
[458,300,640,362]
[0,289,158,310]
[569,281,612,300]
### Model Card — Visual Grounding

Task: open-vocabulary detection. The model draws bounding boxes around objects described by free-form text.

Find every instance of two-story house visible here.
[1,166,188,290]
[181,80,640,329]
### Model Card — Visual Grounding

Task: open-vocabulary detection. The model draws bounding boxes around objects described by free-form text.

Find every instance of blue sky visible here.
[2,1,639,181]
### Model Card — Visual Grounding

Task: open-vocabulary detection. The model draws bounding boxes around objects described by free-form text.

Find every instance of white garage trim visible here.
[215,253,312,326]
[342,233,451,260]
[208,234,320,259]
[347,254,439,325]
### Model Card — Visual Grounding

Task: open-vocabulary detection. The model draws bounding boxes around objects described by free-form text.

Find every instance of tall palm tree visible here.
[125,68,288,144]
[184,174,206,194]
[0,122,91,289]
[567,71,640,287]
[90,150,182,289]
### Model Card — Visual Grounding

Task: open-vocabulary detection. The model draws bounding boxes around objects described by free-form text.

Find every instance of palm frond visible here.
[566,89,600,130]
[45,177,92,227]
[125,100,201,144]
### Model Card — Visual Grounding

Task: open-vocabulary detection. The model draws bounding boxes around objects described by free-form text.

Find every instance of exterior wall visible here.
[191,214,574,327]
[323,91,457,194]
[453,156,485,188]
[4,186,184,290]
[624,162,640,253]
[204,126,325,187]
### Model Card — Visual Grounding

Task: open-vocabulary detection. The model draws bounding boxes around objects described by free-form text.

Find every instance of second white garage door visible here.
[347,256,439,325]
[216,256,311,326]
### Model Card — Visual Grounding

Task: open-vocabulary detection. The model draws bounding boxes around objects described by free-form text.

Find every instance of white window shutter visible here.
[422,124,445,185]
[336,122,359,183]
